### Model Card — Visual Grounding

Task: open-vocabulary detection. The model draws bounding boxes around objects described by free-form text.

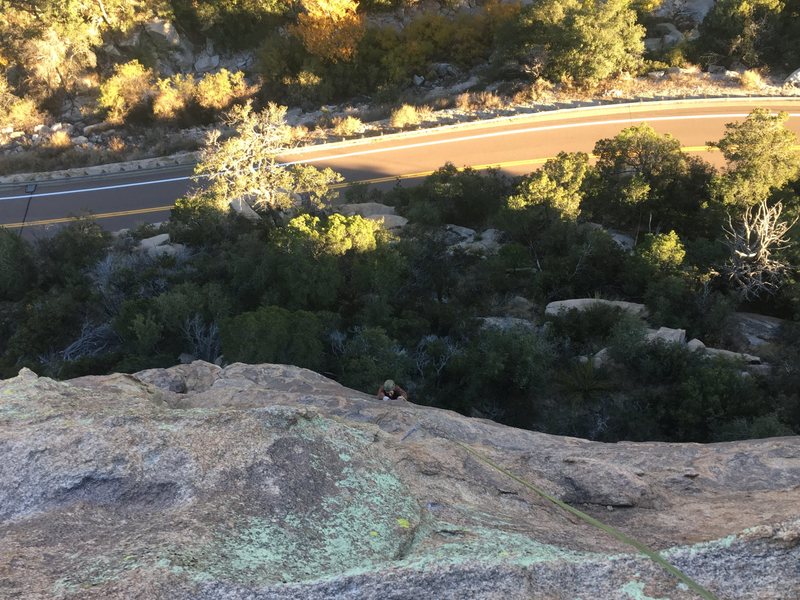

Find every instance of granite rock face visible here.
[1,362,799,599]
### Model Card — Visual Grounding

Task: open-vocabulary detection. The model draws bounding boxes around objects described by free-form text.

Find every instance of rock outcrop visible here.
[1,362,799,599]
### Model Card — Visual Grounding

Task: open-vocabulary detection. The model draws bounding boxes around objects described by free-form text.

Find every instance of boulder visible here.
[784,67,800,87]
[138,233,170,249]
[608,230,635,251]
[194,53,220,73]
[545,298,649,318]
[734,312,787,348]
[147,243,186,258]
[337,202,396,217]
[498,295,537,320]
[366,214,408,229]
[451,229,502,256]
[646,327,686,344]
[704,347,762,365]
[432,63,459,78]
[592,347,613,368]
[444,224,476,242]
[229,196,262,222]
[687,338,706,352]
[83,122,114,136]
[654,22,684,47]
[144,19,182,48]
[70,135,89,145]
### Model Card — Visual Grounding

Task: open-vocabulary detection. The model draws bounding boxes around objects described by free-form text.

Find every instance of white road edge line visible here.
[1,112,798,202]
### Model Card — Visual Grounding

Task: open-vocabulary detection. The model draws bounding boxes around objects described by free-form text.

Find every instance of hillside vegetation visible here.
[1,0,798,170]
[2,105,799,444]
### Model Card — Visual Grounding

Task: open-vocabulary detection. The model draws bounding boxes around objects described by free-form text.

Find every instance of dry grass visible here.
[390,104,421,128]
[455,91,505,112]
[331,115,364,136]
[6,98,46,132]
[108,136,126,153]
[47,130,72,149]
[415,105,435,121]
[740,69,764,91]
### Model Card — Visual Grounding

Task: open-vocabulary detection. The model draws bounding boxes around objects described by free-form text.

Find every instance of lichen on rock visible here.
[1,362,799,599]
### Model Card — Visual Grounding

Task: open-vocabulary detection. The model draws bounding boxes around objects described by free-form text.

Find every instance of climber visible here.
[377,379,408,401]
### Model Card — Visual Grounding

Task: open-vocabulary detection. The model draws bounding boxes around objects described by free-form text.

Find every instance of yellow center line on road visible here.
[5,145,799,228]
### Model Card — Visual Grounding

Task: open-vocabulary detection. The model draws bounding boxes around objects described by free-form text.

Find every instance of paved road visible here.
[2,98,799,234]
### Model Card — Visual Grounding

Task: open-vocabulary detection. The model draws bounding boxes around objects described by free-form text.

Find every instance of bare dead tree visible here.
[181,314,220,363]
[723,200,798,300]
[59,321,119,363]
[414,335,460,378]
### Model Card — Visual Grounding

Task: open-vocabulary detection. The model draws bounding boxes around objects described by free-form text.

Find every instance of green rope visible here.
[454,441,719,600]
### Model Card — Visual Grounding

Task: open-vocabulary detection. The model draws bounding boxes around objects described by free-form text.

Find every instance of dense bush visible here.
[2,119,799,444]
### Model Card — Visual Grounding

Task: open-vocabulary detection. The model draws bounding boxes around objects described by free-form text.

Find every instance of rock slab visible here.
[1,362,799,599]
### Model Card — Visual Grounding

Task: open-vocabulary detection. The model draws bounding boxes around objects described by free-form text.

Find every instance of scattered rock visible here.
[70,135,89,145]
[478,316,536,331]
[451,228,503,256]
[592,347,613,368]
[646,327,686,344]
[545,298,649,318]
[413,74,425,86]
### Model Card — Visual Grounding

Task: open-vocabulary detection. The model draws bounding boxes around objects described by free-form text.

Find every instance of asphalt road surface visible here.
[1,98,799,235]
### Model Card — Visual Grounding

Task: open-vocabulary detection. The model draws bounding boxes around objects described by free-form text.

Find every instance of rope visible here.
[454,441,719,600]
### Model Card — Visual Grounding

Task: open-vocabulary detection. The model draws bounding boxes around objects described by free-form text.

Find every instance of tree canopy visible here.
[515,0,645,86]
[194,102,343,214]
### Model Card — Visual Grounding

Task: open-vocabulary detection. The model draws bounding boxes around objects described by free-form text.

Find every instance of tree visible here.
[710,108,800,208]
[0,228,35,301]
[0,0,147,102]
[194,102,343,215]
[506,152,590,221]
[515,0,645,87]
[696,0,784,66]
[636,230,686,272]
[221,305,326,370]
[722,199,798,300]
[589,124,704,237]
[292,0,365,62]
[287,213,381,256]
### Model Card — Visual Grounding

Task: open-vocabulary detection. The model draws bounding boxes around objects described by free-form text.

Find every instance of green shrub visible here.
[221,305,325,370]
[0,229,35,301]
[98,60,156,123]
